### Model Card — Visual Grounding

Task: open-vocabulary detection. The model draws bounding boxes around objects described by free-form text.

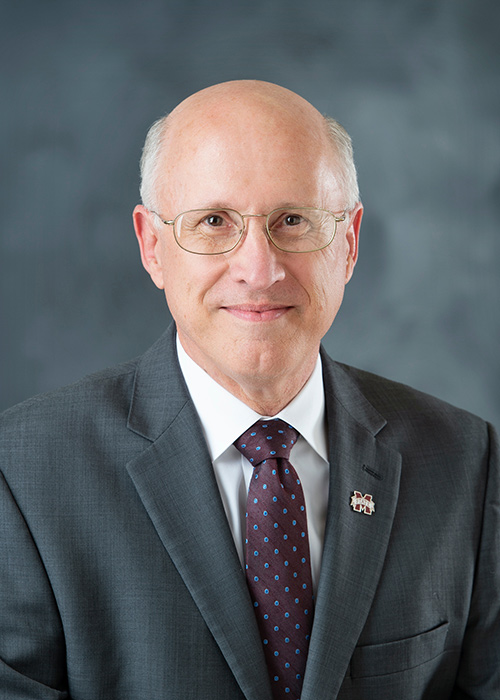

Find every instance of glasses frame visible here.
[149,207,347,255]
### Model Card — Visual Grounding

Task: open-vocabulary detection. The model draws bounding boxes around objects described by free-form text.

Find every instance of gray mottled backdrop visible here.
[1,0,499,427]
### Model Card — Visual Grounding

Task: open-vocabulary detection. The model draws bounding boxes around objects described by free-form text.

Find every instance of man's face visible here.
[135,89,362,408]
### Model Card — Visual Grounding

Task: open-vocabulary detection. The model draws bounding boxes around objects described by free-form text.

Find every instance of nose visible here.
[228,215,286,290]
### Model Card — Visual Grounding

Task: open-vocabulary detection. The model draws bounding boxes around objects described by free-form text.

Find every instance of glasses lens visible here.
[267,208,336,252]
[175,209,243,254]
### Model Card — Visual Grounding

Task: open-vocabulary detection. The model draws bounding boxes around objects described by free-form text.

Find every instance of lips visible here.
[221,304,292,322]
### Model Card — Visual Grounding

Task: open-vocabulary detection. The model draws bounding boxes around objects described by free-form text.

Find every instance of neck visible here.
[178,337,318,416]
[216,371,313,417]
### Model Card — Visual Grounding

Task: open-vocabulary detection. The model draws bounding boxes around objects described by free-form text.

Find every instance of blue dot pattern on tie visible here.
[234,418,314,700]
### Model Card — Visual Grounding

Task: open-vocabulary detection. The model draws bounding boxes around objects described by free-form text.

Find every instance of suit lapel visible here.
[125,328,272,700]
[301,355,402,700]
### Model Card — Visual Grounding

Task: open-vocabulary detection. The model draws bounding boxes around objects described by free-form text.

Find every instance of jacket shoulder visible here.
[0,358,139,433]
[322,354,491,447]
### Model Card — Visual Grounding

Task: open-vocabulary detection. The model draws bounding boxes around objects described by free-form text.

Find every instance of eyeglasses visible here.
[150,207,346,255]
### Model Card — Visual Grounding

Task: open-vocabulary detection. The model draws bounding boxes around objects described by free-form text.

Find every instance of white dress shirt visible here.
[176,337,330,591]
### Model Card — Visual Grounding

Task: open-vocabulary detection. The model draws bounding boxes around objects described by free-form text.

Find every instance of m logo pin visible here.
[350,491,375,515]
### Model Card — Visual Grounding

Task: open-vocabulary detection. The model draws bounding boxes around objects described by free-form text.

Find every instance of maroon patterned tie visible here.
[234,419,314,700]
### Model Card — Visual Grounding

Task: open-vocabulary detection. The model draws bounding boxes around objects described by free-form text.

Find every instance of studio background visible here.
[1,0,499,427]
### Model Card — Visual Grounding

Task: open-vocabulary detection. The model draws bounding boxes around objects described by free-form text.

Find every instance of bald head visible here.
[139,80,359,213]
[166,81,326,140]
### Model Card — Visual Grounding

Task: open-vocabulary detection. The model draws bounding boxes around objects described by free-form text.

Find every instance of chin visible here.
[223,341,300,380]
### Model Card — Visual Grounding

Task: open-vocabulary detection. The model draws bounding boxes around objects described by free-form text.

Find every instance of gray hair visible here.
[323,116,360,211]
[139,113,360,212]
[139,114,169,211]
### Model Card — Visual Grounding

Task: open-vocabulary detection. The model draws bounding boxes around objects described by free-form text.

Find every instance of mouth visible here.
[221,304,292,322]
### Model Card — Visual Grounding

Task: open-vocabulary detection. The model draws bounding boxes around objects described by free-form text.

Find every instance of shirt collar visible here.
[176,336,328,463]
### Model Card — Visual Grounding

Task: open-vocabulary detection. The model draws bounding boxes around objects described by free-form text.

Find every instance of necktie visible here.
[234,418,314,700]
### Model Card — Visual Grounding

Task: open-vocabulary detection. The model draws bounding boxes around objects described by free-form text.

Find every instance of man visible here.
[0,81,498,699]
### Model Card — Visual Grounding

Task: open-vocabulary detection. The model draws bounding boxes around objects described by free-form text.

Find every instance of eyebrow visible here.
[196,202,233,210]
[190,202,309,211]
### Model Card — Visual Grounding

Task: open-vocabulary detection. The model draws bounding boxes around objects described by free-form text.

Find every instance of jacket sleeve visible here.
[0,470,69,698]
[453,422,500,699]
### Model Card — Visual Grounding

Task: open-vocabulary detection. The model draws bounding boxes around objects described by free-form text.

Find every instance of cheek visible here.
[301,250,345,302]
[301,254,348,333]
[310,276,344,316]
[158,246,194,317]
[161,249,228,319]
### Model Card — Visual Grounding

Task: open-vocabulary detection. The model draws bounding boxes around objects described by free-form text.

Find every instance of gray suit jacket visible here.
[1,326,499,699]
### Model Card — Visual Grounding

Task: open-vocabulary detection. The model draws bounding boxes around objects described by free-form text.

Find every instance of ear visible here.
[133,205,166,290]
[344,202,363,284]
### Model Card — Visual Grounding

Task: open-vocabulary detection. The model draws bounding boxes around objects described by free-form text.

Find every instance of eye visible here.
[203,213,226,227]
[283,214,304,227]
[193,210,241,238]
[269,210,311,236]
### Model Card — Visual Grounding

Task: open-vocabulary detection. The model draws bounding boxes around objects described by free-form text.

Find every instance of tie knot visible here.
[234,418,299,466]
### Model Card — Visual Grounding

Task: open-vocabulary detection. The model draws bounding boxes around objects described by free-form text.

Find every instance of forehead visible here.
[157,98,344,211]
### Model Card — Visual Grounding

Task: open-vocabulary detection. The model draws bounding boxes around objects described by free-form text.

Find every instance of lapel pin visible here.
[350,491,375,515]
